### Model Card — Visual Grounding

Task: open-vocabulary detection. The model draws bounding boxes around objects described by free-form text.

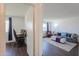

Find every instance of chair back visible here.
[21,29,27,38]
[13,29,18,41]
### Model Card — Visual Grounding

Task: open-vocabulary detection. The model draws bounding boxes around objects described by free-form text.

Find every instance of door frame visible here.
[0,3,43,56]
[0,4,5,55]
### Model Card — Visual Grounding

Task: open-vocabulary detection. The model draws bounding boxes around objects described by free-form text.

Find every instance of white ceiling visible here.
[5,3,32,17]
[43,3,79,20]
[5,3,79,19]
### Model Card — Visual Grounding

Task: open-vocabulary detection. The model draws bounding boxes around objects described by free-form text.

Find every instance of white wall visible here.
[25,4,43,56]
[25,6,34,56]
[5,16,25,43]
[12,16,25,33]
[44,17,79,42]
[51,19,79,34]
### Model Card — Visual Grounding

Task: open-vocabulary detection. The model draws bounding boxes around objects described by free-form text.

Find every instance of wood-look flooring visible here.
[5,42,29,56]
[5,41,79,56]
[43,40,78,56]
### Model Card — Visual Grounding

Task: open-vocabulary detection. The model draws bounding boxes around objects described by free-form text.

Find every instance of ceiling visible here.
[43,3,79,20]
[5,3,32,17]
[5,3,79,19]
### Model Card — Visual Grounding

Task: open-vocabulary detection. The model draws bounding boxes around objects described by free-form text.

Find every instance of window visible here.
[43,23,47,31]
[5,20,9,32]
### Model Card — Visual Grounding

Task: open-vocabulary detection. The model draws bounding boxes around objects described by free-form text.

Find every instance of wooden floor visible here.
[43,40,78,56]
[5,41,79,56]
[5,43,29,56]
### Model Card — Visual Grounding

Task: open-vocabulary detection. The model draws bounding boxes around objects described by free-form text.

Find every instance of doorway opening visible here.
[4,3,32,56]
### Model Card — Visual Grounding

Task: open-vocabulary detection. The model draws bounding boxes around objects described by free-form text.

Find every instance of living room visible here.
[42,3,79,56]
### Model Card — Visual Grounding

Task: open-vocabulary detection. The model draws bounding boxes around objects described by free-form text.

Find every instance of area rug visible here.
[43,38,77,52]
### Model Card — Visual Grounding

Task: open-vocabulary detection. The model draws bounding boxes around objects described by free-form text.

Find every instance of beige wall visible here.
[0,4,5,55]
